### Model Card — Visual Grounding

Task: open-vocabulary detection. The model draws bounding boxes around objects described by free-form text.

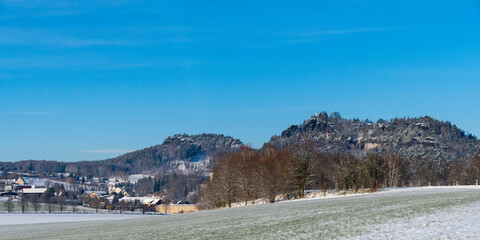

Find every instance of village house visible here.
[85,190,108,199]
[0,178,16,192]
[15,177,27,185]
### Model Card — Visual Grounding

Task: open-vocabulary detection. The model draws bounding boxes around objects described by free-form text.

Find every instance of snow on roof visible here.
[85,191,107,195]
[128,174,153,184]
[22,188,47,194]
[120,196,159,204]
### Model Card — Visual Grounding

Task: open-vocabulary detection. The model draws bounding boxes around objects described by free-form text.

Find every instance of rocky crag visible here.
[269,112,480,161]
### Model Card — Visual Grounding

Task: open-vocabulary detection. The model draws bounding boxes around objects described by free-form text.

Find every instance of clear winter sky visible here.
[1,1,480,162]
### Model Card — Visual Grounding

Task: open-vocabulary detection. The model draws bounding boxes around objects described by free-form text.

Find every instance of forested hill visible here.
[269,112,480,161]
[1,134,243,176]
[96,133,243,175]
[2,114,479,177]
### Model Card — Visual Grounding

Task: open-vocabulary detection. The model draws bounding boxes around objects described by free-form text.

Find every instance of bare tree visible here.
[20,195,29,213]
[93,198,101,213]
[57,194,66,213]
[384,152,402,187]
[211,153,240,207]
[466,156,480,185]
[196,181,222,209]
[31,197,41,213]
[292,142,316,197]
[445,159,464,185]
[136,201,147,214]
[47,203,54,213]
[4,197,14,213]
[277,148,296,200]
[258,145,282,203]
[117,200,127,213]
[333,153,363,192]
[162,197,171,214]
[311,153,335,196]
[365,154,386,192]
[236,147,260,205]
[128,201,136,212]
[71,200,78,213]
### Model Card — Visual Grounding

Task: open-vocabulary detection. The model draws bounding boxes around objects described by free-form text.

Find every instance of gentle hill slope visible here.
[2,187,479,239]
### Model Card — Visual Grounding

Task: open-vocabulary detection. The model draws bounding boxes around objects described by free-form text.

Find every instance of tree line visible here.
[198,142,480,209]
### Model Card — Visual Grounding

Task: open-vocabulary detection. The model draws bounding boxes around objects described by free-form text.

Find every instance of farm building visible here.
[22,186,47,195]
[156,204,198,214]
[120,196,160,205]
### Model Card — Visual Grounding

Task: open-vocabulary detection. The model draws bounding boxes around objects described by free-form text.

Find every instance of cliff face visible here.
[269,112,480,161]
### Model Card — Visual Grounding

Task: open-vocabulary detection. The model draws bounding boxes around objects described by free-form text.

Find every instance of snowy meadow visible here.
[1,186,479,239]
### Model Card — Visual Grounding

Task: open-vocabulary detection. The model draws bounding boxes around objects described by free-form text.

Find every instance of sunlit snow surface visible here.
[0,214,150,225]
[1,186,480,239]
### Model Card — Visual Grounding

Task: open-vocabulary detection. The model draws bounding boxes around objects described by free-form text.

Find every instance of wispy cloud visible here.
[276,27,401,43]
[0,27,196,47]
[83,149,133,154]
[0,0,136,20]
[0,111,53,115]
[1,0,132,8]
[113,60,205,68]
[0,28,141,47]
[1,0,77,8]
[279,28,395,37]
[0,55,204,69]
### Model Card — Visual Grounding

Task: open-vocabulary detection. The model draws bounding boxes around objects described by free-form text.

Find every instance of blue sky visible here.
[1,0,480,162]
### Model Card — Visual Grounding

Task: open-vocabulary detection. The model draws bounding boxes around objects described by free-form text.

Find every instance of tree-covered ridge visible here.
[2,113,479,178]
[1,134,243,177]
[100,133,243,173]
[269,112,480,161]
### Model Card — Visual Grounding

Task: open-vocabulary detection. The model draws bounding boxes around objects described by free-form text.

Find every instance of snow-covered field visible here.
[0,213,150,226]
[1,186,479,239]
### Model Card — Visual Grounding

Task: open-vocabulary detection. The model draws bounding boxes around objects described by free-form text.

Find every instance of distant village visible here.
[0,170,197,214]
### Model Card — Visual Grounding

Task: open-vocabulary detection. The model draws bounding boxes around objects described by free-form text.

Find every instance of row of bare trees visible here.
[2,194,80,213]
[198,142,480,209]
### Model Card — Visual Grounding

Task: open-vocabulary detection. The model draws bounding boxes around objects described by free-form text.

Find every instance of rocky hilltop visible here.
[3,134,243,177]
[269,112,480,161]
[100,133,243,175]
